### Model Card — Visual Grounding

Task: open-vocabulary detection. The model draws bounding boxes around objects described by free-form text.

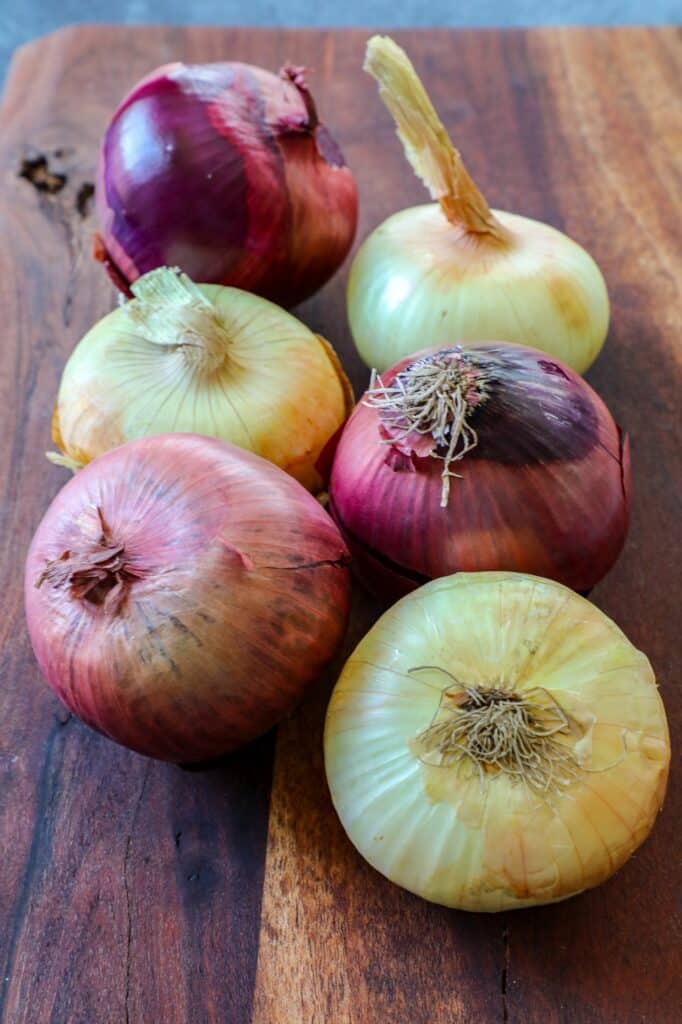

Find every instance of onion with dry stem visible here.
[324,572,670,911]
[50,268,353,492]
[348,36,609,374]
[95,60,358,306]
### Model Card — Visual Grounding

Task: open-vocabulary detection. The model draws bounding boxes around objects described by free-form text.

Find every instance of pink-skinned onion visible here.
[95,62,358,307]
[25,434,351,762]
[329,343,630,600]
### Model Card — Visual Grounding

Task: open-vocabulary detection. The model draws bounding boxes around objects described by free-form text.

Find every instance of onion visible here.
[94,61,358,307]
[325,572,670,911]
[329,343,630,599]
[49,267,353,492]
[26,434,351,762]
[348,37,608,374]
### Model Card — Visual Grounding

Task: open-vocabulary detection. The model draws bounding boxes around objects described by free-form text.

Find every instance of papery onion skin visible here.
[348,205,610,375]
[26,434,351,762]
[51,276,353,493]
[350,37,609,376]
[324,572,670,912]
[95,62,358,307]
[329,342,630,600]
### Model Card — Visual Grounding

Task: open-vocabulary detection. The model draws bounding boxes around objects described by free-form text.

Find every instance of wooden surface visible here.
[0,24,680,1024]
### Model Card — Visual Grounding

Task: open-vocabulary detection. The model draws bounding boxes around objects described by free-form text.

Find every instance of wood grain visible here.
[0,24,679,1024]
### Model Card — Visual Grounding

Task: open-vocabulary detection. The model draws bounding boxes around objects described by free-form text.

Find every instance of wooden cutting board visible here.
[0,24,679,1024]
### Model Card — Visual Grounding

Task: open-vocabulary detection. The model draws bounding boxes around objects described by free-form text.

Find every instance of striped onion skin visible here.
[25,434,351,762]
[329,342,630,600]
[347,206,609,376]
[95,62,358,307]
[324,572,670,912]
[51,279,353,493]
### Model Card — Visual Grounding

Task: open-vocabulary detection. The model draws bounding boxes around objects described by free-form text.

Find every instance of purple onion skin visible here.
[25,434,351,762]
[329,343,631,601]
[95,62,358,307]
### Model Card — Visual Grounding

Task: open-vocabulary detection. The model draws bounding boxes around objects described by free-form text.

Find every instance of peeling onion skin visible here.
[324,572,670,912]
[25,435,351,762]
[329,343,630,601]
[95,62,358,307]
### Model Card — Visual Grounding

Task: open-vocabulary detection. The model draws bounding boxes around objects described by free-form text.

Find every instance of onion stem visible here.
[127,267,231,374]
[36,507,143,613]
[364,36,509,242]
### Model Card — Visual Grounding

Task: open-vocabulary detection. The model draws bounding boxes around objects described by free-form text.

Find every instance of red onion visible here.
[25,434,351,762]
[94,62,358,307]
[329,343,630,599]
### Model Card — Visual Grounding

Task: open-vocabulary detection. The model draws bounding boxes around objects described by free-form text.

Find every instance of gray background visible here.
[1,1,677,87]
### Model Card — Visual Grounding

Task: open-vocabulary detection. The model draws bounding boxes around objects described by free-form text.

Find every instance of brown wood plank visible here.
[0,23,679,1024]
[0,27,279,1024]
[253,26,682,1024]
[497,27,682,1024]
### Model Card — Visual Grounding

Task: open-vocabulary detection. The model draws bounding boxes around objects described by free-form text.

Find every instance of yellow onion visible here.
[348,37,609,374]
[325,572,669,912]
[50,267,352,492]
[95,60,358,307]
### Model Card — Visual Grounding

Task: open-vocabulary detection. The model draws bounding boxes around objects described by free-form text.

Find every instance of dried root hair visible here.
[364,348,491,506]
[410,666,582,798]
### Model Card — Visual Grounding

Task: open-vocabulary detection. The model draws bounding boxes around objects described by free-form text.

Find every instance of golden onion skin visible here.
[348,205,609,375]
[52,283,352,493]
[329,342,630,599]
[324,572,670,912]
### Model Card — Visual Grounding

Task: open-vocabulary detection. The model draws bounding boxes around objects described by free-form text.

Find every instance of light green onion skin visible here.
[347,204,610,375]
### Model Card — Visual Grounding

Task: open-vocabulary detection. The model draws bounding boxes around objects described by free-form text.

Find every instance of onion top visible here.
[347,37,609,374]
[324,572,670,911]
[50,268,353,492]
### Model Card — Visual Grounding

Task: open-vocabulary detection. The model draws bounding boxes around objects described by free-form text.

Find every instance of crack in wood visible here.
[0,717,71,1018]
[122,833,133,1024]
[75,182,95,219]
[59,206,79,329]
[18,154,66,194]
[17,150,95,326]
[122,765,151,1024]
[501,922,510,1023]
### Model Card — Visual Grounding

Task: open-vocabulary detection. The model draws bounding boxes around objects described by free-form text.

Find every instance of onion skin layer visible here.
[26,435,351,762]
[329,343,630,600]
[324,572,670,911]
[347,206,609,375]
[95,62,358,307]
